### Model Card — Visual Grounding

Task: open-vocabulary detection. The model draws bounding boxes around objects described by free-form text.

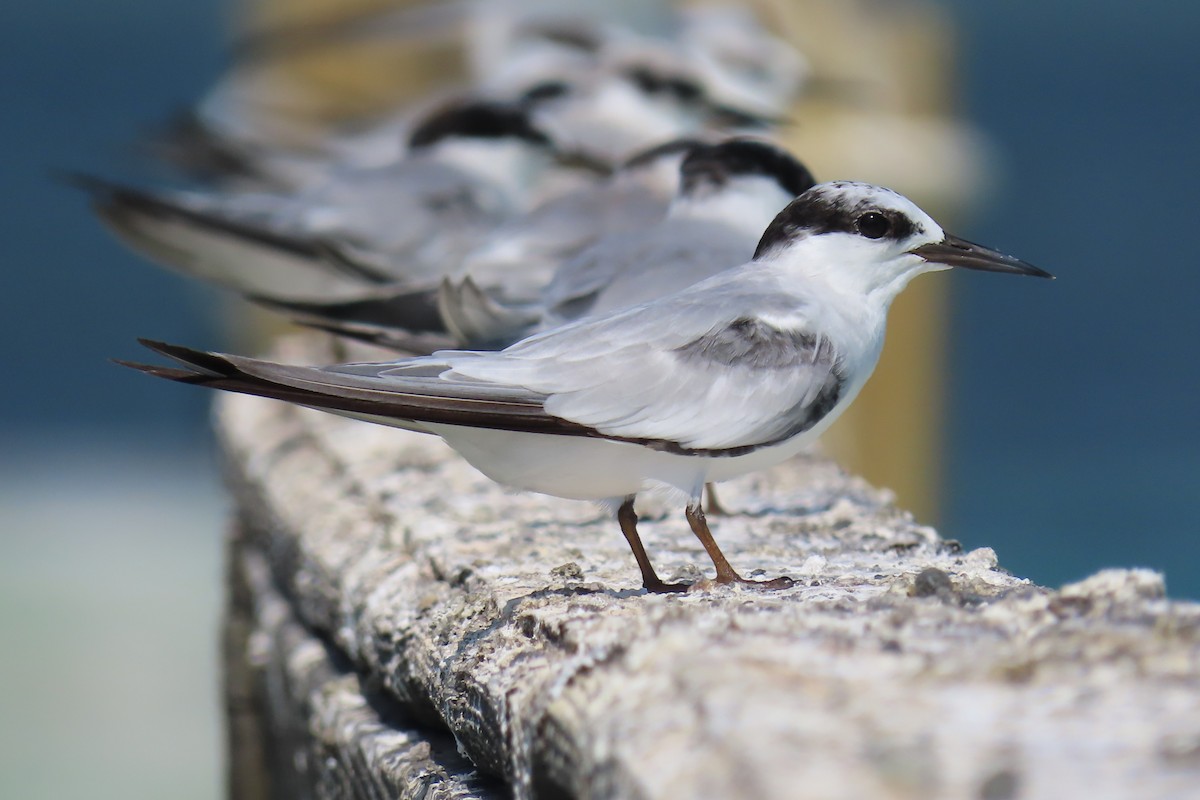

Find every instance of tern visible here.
[122,181,1052,593]
[441,137,815,345]
[274,137,813,351]
[246,136,710,353]
[78,100,563,303]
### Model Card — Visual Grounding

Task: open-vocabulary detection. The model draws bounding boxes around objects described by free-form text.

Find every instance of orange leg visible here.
[685,505,794,589]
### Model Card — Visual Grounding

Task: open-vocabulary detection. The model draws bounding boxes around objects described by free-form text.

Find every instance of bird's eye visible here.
[856,212,891,239]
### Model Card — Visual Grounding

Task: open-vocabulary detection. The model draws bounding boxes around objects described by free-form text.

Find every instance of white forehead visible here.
[819,181,917,212]
[817,180,943,238]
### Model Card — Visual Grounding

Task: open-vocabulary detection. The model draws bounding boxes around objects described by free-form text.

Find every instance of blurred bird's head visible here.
[407,99,560,202]
[670,138,815,234]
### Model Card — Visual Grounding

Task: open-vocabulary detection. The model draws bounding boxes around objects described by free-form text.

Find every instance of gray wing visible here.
[129,340,583,438]
[437,275,544,347]
[295,159,509,278]
[539,219,756,322]
[80,159,506,301]
[130,268,847,454]
[497,180,671,255]
[455,179,670,295]
[76,176,403,301]
[433,183,673,346]
[444,267,848,452]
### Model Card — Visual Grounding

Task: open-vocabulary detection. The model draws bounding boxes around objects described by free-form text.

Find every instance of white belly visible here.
[339,361,871,505]
[425,421,823,503]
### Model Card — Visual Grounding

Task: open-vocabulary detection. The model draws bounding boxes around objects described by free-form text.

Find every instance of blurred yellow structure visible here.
[222,0,469,139]
[219,0,991,524]
[749,0,989,525]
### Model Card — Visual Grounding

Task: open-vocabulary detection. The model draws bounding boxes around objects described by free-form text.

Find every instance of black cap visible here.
[408,101,551,150]
[681,139,815,199]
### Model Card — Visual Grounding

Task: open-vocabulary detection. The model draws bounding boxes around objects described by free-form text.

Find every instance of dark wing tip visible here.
[288,317,451,356]
[56,174,172,225]
[113,358,210,383]
[53,172,162,211]
[140,109,267,184]
[135,338,240,377]
[51,169,117,195]
[136,337,183,356]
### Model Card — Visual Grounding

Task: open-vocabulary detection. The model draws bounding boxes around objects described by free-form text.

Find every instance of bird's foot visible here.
[715,573,796,591]
[733,575,796,590]
[642,578,692,594]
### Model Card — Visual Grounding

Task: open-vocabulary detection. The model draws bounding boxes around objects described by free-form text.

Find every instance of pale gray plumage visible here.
[538,215,766,320]
[450,136,705,300]
[442,138,814,345]
[440,268,845,453]
[82,102,555,302]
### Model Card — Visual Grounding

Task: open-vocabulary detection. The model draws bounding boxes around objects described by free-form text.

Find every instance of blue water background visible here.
[943,1,1200,596]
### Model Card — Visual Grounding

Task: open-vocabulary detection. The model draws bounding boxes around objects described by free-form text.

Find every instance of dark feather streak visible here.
[680,140,815,200]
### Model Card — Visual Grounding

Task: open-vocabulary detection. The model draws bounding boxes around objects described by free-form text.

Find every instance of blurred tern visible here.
[248,136,709,352]
[80,100,562,303]
[527,58,776,167]
[675,5,809,116]
[446,135,708,300]
[267,137,809,352]
[122,181,1052,593]
[442,137,815,345]
[146,5,800,188]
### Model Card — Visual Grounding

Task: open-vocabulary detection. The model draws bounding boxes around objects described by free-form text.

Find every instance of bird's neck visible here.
[536,81,696,164]
[668,178,792,238]
[616,157,685,201]
[768,236,928,310]
[428,138,548,206]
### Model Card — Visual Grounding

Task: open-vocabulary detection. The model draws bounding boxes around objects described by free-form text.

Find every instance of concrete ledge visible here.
[218,338,1200,800]
[225,528,500,800]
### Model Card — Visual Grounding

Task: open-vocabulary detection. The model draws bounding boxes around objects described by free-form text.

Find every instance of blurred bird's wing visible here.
[75,160,503,302]
[74,175,400,301]
[537,218,753,322]
[250,285,458,354]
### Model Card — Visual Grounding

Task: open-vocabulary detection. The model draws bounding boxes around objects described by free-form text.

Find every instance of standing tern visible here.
[121,181,1052,593]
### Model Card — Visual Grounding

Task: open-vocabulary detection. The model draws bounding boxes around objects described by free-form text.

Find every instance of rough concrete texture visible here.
[217,339,1200,800]
[226,536,500,800]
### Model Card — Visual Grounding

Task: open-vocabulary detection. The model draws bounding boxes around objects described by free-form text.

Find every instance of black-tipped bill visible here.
[551,148,615,175]
[911,234,1054,279]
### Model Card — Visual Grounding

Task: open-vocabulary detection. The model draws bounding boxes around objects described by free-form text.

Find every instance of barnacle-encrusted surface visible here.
[220,339,1200,800]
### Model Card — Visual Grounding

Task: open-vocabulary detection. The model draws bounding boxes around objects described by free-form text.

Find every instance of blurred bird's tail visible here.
[437,275,541,347]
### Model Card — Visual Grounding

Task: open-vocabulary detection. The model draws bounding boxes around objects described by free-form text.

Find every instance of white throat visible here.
[428,138,548,207]
[668,175,793,238]
[620,155,688,201]
[767,233,936,308]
